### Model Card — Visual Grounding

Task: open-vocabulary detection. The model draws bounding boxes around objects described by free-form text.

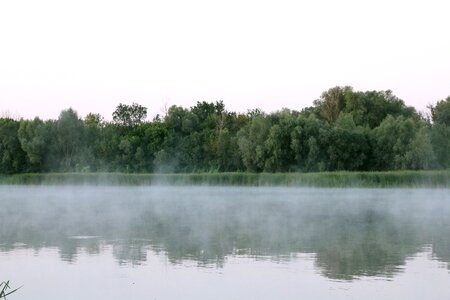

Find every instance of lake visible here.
[1,186,450,299]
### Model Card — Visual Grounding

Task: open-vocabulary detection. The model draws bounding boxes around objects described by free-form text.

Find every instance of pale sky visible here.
[1,0,449,120]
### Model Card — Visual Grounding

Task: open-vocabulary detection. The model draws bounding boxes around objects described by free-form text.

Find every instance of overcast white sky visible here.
[1,0,449,120]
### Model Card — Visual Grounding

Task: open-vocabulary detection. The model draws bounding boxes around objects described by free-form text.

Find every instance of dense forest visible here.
[0,86,449,174]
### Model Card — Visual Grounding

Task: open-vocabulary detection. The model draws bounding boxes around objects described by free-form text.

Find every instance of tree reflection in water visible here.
[1,186,449,280]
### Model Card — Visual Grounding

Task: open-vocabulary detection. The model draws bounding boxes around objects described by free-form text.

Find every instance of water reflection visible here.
[1,186,449,280]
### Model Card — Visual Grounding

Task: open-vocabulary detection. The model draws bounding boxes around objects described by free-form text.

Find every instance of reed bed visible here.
[0,170,449,187]
[0,281,20,299]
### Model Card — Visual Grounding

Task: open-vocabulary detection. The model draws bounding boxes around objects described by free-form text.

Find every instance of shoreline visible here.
[0,171,449,188]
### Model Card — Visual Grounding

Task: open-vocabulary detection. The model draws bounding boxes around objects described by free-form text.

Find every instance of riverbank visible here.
[0,171,449,187]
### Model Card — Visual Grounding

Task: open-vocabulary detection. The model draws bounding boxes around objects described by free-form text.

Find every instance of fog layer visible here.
[1,186,449,280]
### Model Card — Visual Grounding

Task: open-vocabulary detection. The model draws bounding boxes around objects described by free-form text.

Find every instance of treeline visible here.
[0,86,449,174]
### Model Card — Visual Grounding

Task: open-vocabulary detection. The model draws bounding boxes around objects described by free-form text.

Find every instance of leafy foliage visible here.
[112,103,147,128]
[430,96,450,126]
[0,119,26,174]
[0,87,448,174]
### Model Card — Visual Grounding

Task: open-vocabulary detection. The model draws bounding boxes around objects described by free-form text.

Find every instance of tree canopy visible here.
[0,87,448,174]
[112,102,147,128]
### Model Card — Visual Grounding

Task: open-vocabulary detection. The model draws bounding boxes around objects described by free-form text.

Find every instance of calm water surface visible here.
[1,186,449,299]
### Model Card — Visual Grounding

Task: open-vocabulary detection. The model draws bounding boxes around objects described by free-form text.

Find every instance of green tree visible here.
[18,117,50,172]
[325,113,369,171]
[313,86,353,124]
[404,126,436,169]
[430,96,450,126]
[82,113,105,171]
[344,90,416,128]
[85,113,104,128]
[0,88,444,174]
[265,110,296,171]
[372,116,419,170]
[0,118,26,174]
[216,128,242,171]
[306,136,322,171]
[140,121,168,172]
[237,115,271,172]
[431,124,450,169]
[113,103,147,128]
[301,114,330,171]
[55,108,85,171]
[429,97,450,168]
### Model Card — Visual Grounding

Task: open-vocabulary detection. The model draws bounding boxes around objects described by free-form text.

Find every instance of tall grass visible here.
[0,170,449,187]
[0,281,20,299]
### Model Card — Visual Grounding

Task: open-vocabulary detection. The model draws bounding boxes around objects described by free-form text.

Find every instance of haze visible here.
[1,0,449,120]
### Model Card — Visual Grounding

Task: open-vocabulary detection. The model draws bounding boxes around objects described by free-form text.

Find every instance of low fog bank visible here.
[1,185,449,280]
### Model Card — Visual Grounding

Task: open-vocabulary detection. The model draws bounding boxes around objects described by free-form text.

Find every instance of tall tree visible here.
[56,108,85,171]
[344,90,416,128]
[83,113,105,171]
[18,118,50,172]
[113,103,147,128]
[430,96,450,126]
[314,86,353,124]
[325,113,369,170]
[265,110,296,171]
[404,126,436,169]
[237,115,271,172]
[429,97,450,168]
[372,116,418,170]
[0,118,26,174]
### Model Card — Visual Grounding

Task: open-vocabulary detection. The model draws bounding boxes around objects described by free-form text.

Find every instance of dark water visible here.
[1,186,450,299]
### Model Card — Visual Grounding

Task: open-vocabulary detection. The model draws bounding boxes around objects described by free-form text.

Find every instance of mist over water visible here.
[1,186,450,299]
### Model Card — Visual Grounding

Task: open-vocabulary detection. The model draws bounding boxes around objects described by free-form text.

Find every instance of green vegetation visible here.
[1,86,449,174]
[0,281,20,299]
[0,170,448,187]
